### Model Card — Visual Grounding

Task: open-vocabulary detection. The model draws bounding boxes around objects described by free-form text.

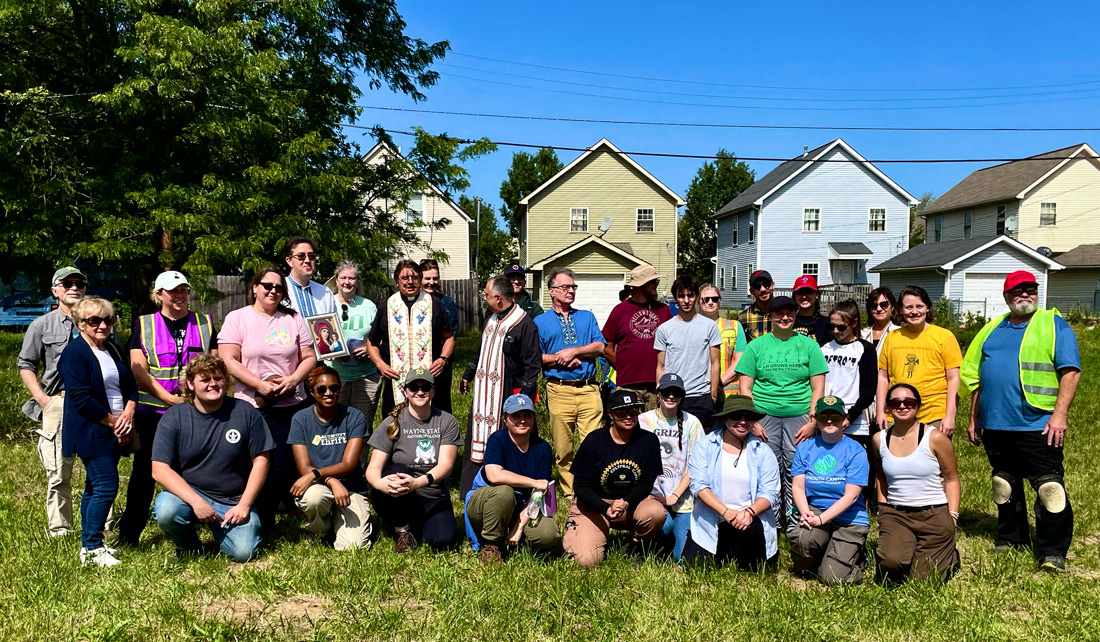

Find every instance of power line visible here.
[358,105,1100,133]
[452,52,1100,94]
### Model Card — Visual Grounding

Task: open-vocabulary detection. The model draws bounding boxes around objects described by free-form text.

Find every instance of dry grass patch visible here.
[193,593,331,632]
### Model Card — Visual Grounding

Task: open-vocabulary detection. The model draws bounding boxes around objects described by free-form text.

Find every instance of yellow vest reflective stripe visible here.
[717,317,741,394]
[960,308,1059,411]
[137,312,215,408]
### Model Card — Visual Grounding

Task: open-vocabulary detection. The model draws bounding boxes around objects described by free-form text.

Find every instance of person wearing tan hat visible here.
[18,266,89,537]
[601,264,672,411]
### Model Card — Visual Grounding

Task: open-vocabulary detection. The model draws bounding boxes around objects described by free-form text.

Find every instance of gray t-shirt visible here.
[287,405,369,492]
[367,407,462,501]
[653,314,722,397]
[151,398,276,506]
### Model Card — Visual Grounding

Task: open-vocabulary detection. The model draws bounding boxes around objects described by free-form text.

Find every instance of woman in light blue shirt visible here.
[683,394,779,569]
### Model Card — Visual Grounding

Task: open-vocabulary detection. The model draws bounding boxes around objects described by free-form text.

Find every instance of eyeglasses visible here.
[257,282,285,293]
[314,384,341,395]
[887,398,918,410]
[550,284,578,291]
[58,280,87,290]
[830,323,849,332]
[290,252,317,262]
[341,304,349,321]
[751,281,773,290]
[701,296,720,304]
[772,310,796,319]
[873,300,892,310]
[85,315,115,327]
[658,388,684,399]
[398,274,421,282]
[1008,286,1038,296]
[406,382,433,393]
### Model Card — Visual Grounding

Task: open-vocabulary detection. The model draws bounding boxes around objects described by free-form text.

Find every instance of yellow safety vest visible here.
[717,317,742,395]
[960,308,1060,411]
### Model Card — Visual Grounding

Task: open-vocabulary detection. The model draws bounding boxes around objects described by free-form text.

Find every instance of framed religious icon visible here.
[306,312,350,360]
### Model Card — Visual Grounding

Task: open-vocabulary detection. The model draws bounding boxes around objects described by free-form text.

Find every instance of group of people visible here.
[18,246,1080,578]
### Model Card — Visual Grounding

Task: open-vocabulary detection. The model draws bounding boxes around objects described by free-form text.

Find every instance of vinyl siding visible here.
[1048,268,1100,312]
[1017,156,1100,253]
[385,191,471,279]
[946,245,1050,306]
[755,147,911,290]
[534,246,635,309]
[933,203,1004,242]
[715,210,758,305]
[523,150,678,285]
[878,269,946,301]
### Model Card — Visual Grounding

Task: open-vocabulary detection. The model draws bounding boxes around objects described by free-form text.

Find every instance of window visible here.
[964,211,973,239]
[996,205,1007,235]
[636,208,654,232]
[731,218,738,246]
[570,207,588,232]
[803,208,821,232]
[934,215,942,242]
[748,211,756,243]
[730,266,737,291]
[1041,202,1057,226]
[747,263,755,293]
[718,267,726,290]
[868,208,886,232]
[404,194,424,224]
[802,263,819,277]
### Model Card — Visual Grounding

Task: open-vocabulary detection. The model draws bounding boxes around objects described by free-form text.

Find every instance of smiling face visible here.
[286,241,317,280]
[886,388,920,422]
[311,373,340,408]
[794,288,817,312]
[815,411,845,437]
[157,284,190,317]
[751,278,773,304]
[508,273,526,295]
[404,379,434,409]
[421,268,440,294]
[188,371,226,404]
[770,305,797,330]
[505,410,535,438]
[253,272,286,312]
[900,294,929,328]
[51,277,87,310]
[870,294,894,324]
[396,267,421,297]
[658,387,683,413]
[336,268,358,297]
[1004,283,1038,316]
[610,406,641,431]
[723,412,755,439]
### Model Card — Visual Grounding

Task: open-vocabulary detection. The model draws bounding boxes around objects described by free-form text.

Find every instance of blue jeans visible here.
[154,490,262,562]
[79,455,119,551]
[662,509,692,561]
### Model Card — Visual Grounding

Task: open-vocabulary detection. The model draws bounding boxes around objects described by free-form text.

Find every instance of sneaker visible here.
[47,529,71,538]
[479,543,503,566]
[81,547,120,568]
[394,529,418,554]
[1040,556,1066,572]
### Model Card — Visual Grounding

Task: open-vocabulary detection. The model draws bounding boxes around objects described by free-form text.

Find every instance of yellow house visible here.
[362,141,472,280]
[516,138,685,326]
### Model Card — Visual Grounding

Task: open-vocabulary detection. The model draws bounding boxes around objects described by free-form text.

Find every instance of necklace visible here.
[724,429,747,467]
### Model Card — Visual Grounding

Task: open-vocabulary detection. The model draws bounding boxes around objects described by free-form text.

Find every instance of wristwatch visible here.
[311,468,321,480]
[425,472,436,486]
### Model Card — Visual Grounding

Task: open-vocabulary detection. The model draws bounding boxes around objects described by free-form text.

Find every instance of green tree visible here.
[459,195,515,285]
[678,150,755,284]
[909,192,935,246]
[498,147,563,238]
[0,0,452,308]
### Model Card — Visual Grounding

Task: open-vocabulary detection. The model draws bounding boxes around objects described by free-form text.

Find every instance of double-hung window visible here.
[405,194,424,224]
[570,207,588,232]
[964,211,973,239]
[868,208,886,232]
[1040,202,1057,226]
[636,208,654,232]
[803,208,821,232]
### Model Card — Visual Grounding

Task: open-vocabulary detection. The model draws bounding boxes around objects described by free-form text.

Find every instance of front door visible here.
[834,260,855,285]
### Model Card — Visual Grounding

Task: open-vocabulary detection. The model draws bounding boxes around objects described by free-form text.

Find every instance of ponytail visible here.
[386,402,408,440]
[676,407,683,450]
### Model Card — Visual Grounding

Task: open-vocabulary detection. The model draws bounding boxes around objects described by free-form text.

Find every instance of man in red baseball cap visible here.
[792,275,830,345]
[959,269,1081,572]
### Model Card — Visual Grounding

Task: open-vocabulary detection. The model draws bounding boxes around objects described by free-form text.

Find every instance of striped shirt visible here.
[286,278,335,317]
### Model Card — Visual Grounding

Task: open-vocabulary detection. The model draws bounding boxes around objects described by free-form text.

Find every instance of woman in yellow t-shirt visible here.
[874,286,962,436]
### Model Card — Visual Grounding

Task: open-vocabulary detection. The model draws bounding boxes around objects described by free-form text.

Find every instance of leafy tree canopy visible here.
[909,192,935,247]
[498,147,563,238]
[678,150,755,284]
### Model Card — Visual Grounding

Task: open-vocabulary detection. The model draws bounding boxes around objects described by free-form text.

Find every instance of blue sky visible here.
[351,1,1100,223]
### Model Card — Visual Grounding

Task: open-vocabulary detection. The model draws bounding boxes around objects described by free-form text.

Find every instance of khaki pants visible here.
[37,394,74,535]
[546,382,604,496]
[617,384,659,412]
[790,508,870,585]
[563,496,666,569]
[466,485,560,550]
[876,504,959,582]
[294,484,373,551]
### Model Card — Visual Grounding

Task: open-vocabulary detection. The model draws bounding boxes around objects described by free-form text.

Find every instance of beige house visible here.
[516,138,685,325]
[921,143,1100,254]
[362,141,472,280]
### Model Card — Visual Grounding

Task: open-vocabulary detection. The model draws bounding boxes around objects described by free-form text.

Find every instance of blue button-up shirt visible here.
[286,278,335,317]
[534,307,604,380]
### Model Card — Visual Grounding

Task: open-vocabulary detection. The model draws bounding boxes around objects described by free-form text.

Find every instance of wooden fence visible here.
[192,275,249,321]
[768,284,873,309]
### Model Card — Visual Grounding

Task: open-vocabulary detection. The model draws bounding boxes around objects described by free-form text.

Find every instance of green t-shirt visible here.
[735,332,828,417]
[326,295,378,381]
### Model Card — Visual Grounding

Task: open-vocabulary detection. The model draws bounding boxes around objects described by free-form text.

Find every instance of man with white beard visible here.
[960,270,1081,572]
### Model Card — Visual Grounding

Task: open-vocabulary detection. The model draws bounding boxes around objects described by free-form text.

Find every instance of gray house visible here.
[1048,244,1100,312]
[713,139,917,305]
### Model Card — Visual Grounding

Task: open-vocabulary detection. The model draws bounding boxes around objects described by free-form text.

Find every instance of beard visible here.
[1008,299,1037,316]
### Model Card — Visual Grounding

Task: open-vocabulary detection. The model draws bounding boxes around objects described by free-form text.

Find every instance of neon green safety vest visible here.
[717,317,742,395]
[960,307,1060,411]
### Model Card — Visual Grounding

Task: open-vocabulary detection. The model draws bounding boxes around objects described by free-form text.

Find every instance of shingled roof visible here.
[1055,243,1100,267]
[870,235,1064,272]
[922,144,1095,215]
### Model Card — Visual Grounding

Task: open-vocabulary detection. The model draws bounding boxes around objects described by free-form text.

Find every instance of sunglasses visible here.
[658,388,684,399]
[290,252,317,262]
[85,315,115,327]
[406,382,433,393]
[752,281,773,290]
[772,310,796,319]
[258,282,285,293]
[700,296,720,304]
[887,398,918,410]
[873,300,892,310]
[816,413,844,422]
[610,409,639,419]
[314,384,341,395]
[341,304,349,322]
[725,412,757,422]
[1008,286,1038,296]
[58,280,87,290]
[830,323,849,332]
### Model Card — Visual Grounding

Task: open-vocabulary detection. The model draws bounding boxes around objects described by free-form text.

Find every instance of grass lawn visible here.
[2,330,1099,641]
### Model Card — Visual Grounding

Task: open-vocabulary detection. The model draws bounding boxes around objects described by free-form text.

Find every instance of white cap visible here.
[154,271,190,292]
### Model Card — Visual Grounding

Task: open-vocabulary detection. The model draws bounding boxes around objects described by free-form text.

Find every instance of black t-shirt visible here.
[151,398,275,505]
[570,427,661,512]
[130,313,219,352]
[479,429,553,500]
[793,312,831,346]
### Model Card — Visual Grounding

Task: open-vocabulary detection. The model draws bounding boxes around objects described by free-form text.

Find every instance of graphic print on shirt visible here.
[264,324,293,347]
[824,353,858,368]
[628,310,661,340]
[812,454,838,476]
[905,353,919,378]
[414,438,436,465]
[312,433,347,447]
[225,429,241,444]
[601,459,642,494]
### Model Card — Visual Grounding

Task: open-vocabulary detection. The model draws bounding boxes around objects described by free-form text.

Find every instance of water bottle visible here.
[526,490,544,519]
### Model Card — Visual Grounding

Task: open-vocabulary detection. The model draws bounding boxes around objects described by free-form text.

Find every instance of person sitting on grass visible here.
[563,388,665,569]
[151,355,275,563]
[464,393,559,564]
[287,366,372,551]
[790,396,871,585]
[366,368,462,553]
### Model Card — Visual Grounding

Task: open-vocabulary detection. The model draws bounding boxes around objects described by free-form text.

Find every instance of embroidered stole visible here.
[387,291,433,404]
[470,305,526,463]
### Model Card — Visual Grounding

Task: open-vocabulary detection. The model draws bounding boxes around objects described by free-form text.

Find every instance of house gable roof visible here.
[518,138,685,208]
[714,138,917,218]
[922,143,1098,216]
[1054,243,1100,267]
[870,236,1064,272]
[360,141,474,223]
[528,235,647,271]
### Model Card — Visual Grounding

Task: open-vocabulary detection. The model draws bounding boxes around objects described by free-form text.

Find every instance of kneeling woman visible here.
[564,389,665,569]
[871,383,961,582]
[790,396,871,584]
[464,393,559,563]
[683,395,779,570]
[366,369,462,552]
[288,366,372,550]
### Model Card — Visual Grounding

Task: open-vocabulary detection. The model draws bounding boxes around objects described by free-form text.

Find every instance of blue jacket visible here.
[58,337,138,458]
[688,432,780,558]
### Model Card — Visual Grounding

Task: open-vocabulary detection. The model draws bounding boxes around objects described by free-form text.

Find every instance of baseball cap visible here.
[793,275,818,292]
[658,373,685,393]
[1003,270,1038,292]
[504,262,525,277]
[502,393,535,415]
[607,388,645,412]
[626,264,660,288]
[404,367,435,386]
[52,267,87,285]
[769,295,797,311]
[154,270,190,292]
[712,394,764,420]
[750,270,773,287]
[815,395,846,416]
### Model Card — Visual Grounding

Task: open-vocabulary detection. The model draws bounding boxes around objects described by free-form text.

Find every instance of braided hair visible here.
[386,402,408,440]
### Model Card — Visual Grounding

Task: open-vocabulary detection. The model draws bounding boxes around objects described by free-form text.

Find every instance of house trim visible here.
[940,235,1064,271]
[361,141,475,223]
[1015,144,1099,199]
[528,235,648,271]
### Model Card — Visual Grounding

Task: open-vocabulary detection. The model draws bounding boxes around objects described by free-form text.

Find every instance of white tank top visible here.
[878,425,947,507]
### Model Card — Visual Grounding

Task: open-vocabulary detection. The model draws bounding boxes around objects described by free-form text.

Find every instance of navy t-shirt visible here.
[287,404,369,492]
[479,429,553,500]
[790,435,869,526]
[151,398,275,505]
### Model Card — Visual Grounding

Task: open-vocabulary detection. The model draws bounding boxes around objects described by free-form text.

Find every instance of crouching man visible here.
[151,355,275,562]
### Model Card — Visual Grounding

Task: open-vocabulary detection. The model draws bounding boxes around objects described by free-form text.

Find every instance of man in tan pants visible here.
[18,267,88,537]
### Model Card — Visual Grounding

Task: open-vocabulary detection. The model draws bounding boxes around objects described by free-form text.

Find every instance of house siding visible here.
[946,246,1051,308]
[1048,268,1100,312]
[385,191,471,279]
[715,211,758,305]
[523,150,678,286]
[933,203,1004,242]
[755,147,911,290]
[878,269,946,301]
[1017,156,1100,253]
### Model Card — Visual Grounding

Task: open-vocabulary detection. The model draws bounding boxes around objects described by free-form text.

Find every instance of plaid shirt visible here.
[739,301,772,342]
